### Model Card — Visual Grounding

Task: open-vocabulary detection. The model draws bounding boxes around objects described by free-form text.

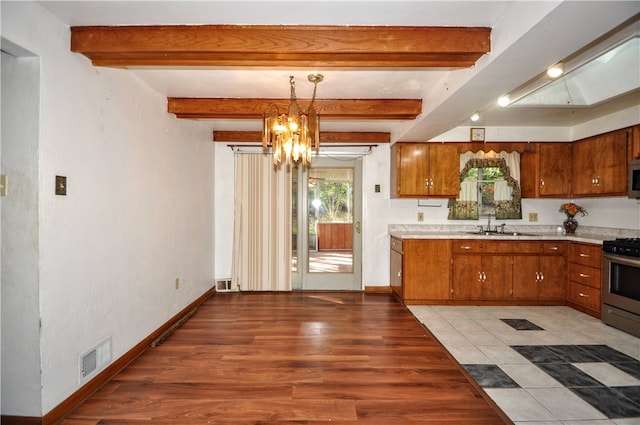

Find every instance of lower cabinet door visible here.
[512,256,539,299]
[538,256,566,300]
[452,256,483,300]
[482,256,512,300]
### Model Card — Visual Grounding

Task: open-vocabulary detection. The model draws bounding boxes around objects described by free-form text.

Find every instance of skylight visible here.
[510,36,639,108]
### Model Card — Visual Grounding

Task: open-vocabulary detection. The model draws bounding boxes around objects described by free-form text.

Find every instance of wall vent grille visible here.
[215,279,235,292]
[79,337,112,383]
[81,350,97,378]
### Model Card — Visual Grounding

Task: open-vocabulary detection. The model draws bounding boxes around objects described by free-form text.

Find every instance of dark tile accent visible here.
[571,386,640,418]
[500,318,544,331]
[577,345,638,363]
[614,386,640,406]
[612,361,640,380]
[537,363,604,387]
[546,345,601,362]
[463,364,520,389]
[511,345,566,363]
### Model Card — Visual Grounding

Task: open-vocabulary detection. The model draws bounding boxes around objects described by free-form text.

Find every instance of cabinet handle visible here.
[430,178,434,188]
[535,271,540,282]
[397,270,402,278]
[579,292,590,298]
[579,273,590,278]
[540,179,545,188]
[425,178,429,188]
[549,246,559,251]
[579,253,590,258]
[482,272,487,282]
[539,272,544,281]
[461,246,472,250]
[478,271,483,282]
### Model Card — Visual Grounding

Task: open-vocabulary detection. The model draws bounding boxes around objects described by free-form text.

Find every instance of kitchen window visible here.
[448,151,522,220]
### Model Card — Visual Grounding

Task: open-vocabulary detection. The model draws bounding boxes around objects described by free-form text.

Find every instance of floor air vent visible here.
[215,279,235,292]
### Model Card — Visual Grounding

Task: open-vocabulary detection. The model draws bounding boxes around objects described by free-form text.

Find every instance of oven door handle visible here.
[603,252,640,268]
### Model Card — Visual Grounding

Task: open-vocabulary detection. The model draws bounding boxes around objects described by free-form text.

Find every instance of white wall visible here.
[1,2,215,416]
[1,49,42,416]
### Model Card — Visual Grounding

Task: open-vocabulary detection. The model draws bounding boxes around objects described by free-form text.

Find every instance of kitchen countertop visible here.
[388,225,640,246]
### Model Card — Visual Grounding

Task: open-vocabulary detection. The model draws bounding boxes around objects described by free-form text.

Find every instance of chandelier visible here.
[262,73,323,166]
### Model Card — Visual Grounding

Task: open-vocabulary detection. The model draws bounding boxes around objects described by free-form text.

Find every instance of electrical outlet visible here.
[417,212,424,222]
[0,175,7,197]
[175,278,180,289]
[529,212,538,222]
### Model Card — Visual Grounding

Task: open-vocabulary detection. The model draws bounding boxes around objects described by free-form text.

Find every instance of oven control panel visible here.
[603,238,640,258]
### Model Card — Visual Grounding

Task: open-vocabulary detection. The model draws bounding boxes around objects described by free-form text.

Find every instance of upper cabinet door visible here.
[428,144,460,197]
[392,143,430,197]
[521,144,572,198]
[390,142,459,198]
[572,129,628,197]
[538,143,572,197]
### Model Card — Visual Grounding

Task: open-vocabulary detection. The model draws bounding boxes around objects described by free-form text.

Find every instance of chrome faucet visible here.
[486,213,493,232]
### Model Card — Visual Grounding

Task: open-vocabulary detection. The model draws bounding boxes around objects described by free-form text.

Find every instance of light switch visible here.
[55,175,67,196]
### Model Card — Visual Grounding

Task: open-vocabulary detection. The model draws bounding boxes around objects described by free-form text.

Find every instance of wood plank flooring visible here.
[62,292,511,424]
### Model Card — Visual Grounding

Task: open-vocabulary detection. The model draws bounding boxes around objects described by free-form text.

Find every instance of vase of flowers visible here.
[559,202,587,234]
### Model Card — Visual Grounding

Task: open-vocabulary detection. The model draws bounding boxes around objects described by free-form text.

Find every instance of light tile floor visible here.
[408,305,640,425]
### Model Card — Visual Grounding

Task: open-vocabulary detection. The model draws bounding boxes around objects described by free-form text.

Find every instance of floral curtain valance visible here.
[448,151,522,220]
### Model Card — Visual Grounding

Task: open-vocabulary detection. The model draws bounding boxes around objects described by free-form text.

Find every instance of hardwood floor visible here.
[62,292,511,424]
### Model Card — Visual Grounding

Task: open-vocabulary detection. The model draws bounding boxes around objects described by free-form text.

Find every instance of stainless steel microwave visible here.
[629,159,640,198]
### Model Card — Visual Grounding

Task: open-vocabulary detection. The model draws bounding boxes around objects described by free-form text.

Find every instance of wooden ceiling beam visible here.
[168,98,422,120]
[213,131,390,144]
[71,25,491,68]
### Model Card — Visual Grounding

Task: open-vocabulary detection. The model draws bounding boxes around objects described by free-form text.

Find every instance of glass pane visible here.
[308,167,354,273]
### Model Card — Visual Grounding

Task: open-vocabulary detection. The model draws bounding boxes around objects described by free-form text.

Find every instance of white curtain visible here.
[231,154,292,291]
[494,178,512,201]
[458,179,477,201]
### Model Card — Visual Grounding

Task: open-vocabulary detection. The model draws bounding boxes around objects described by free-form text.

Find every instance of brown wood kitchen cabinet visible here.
[452,240,566,302]
[521,143,572,198]
[571,129,628,197]
[390,142,459,198]
[390,238,452,303]
[566,242,602,318]
[512,242,567,301]
[452,240,515,300]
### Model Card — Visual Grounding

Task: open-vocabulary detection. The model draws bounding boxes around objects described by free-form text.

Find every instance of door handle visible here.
[355,221,361,234]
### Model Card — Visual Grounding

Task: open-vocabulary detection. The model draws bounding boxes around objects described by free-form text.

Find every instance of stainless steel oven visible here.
[601,238,640,337]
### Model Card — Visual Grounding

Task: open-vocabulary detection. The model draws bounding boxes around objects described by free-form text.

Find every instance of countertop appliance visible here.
[629,159,640,198]
[601,238,640,337]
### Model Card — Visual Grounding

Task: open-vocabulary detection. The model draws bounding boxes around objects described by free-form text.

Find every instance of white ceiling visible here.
[38,1,640,142]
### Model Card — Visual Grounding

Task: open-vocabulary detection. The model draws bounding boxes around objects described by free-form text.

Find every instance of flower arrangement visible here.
[559,202,588,218]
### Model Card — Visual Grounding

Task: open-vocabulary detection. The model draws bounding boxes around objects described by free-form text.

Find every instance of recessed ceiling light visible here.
[547,62,564,78]
[497,95,510,107]
[470,112,480,122]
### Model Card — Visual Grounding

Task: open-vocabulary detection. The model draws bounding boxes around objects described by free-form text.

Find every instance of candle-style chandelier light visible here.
[262,73,323,166]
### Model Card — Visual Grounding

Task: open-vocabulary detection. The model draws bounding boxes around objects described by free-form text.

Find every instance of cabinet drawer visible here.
[391,237,403,253]
[567,281,601,312]
[569,243,602,268]
[542,241,566,255]
[452,240,483,253]
[568,263,601,289]
[486,241,540,253]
